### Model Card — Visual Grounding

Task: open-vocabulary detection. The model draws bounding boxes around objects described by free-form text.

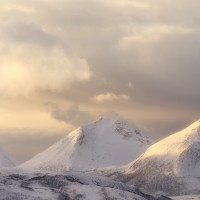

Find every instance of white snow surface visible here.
[21,118,153,171]
[0,168,159,200]
[103,120,200,195]
[126,120,200,177]
[0,146,19,167]
[172,195,200,200]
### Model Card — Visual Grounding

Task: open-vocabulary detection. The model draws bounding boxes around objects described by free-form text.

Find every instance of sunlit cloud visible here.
[2,4,35,13]
[0,46,90,96]
[119,25,192,45]
[91,93,130,103]
[112,0,150,9]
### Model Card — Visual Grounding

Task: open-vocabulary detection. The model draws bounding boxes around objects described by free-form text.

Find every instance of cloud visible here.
[0,13,91,96]
[1,0,200,161]
[0,45,90,96]
[1,20,57,46]
[48,103,94,127]
[1,0,199,109]
[91,93,130,103]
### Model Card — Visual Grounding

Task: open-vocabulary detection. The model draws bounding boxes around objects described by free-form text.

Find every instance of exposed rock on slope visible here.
[108,120,200,195]
[0,169,171,200]
[21,118,153,171]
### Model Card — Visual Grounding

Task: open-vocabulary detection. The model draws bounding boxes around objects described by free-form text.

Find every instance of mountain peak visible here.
[21,118,153,171]
[120,120,200,195]
[90,117,117,125]
[96,117,104,121]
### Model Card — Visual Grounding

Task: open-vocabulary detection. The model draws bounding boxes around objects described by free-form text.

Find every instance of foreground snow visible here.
[21,118,153,171]
[0,168,171,200]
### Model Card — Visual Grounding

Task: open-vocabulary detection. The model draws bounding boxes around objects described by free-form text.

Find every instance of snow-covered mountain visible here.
[21,118,153,171]
[108,120,200,195]
[0,146,19,168]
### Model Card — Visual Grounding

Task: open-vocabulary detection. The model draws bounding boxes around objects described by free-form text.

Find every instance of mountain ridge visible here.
[103,120,200,195]
[20,118,153,171]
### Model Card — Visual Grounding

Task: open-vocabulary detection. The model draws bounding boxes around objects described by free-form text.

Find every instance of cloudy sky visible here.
[1,0,200,161]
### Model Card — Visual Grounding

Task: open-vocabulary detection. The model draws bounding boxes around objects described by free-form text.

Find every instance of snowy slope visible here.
[0,146,19,167]
[21,118,153,171]
[109,120,200,195]
[0,168,171,200]
[127,120,200,176]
